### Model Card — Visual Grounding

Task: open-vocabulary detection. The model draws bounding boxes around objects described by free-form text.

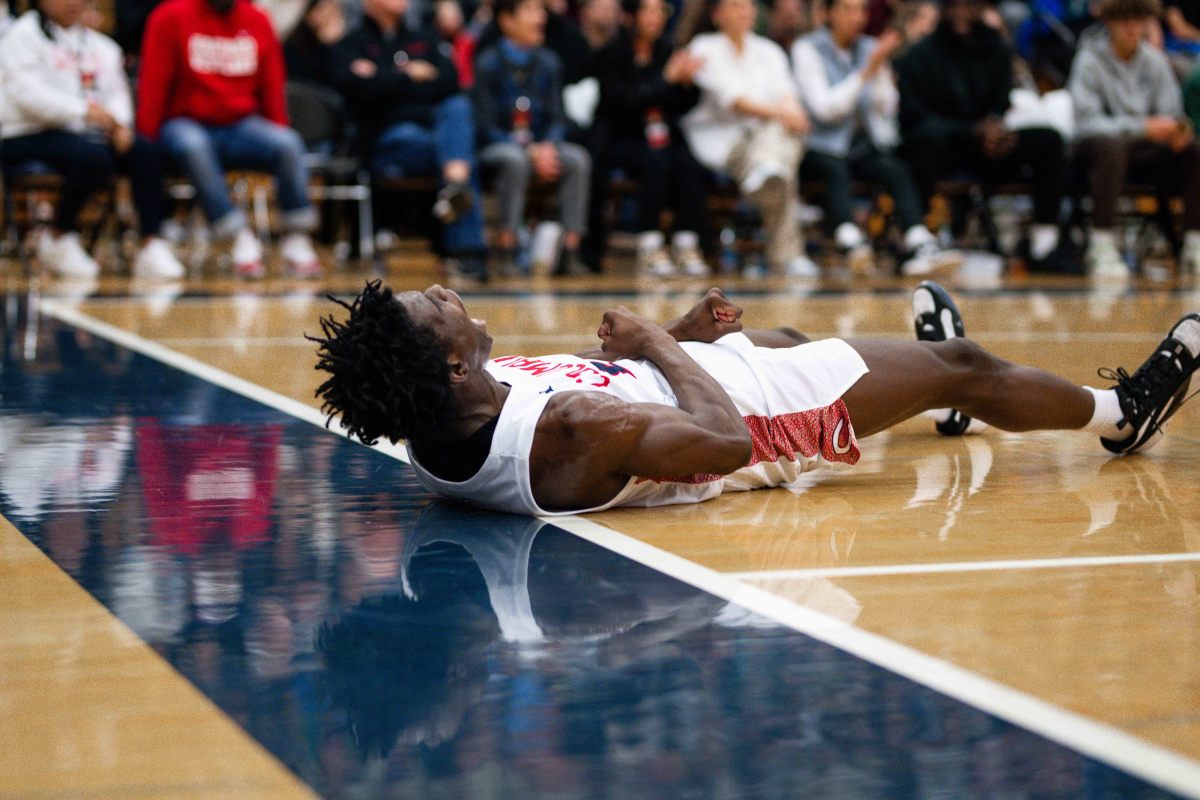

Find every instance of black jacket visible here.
[594,31,700,145]
[284,22,339,88]
[331,18,460,151]
[896,22,1013,144]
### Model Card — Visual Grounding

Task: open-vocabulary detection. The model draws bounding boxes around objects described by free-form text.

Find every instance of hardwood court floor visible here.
[6,260,1200,794]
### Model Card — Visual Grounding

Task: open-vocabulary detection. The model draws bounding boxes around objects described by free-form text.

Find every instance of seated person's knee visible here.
[161,121,212,155]
[437,94,472,117]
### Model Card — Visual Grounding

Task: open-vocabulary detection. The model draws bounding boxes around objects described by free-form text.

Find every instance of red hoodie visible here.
[136,0,288,139]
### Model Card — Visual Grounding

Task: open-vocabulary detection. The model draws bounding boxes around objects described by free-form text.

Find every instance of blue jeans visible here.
[370,95,486,254]
[160,115,316,237]
[1,131,168,236]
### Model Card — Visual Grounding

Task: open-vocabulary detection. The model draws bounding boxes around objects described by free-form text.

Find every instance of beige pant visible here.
[726,121,805,270]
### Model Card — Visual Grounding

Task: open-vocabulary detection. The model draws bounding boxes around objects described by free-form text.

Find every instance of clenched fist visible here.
[597,307,675,360]
[667,287,744,344]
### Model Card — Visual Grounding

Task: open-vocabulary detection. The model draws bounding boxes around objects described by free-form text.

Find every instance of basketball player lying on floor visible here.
[310,280,1199,515]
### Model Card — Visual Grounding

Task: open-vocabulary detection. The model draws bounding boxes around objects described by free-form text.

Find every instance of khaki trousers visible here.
[726,121,805,270]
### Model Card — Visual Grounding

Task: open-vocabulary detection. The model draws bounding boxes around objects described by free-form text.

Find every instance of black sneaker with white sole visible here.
[1099,312,1200,454]
[912,280,973,436]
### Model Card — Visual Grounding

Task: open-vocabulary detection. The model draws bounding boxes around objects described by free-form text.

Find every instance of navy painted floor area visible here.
[0,296,1179,799]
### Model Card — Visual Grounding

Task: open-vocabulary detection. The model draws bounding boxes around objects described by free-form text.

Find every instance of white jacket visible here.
[0,11,131,140]
[681,32,798,171]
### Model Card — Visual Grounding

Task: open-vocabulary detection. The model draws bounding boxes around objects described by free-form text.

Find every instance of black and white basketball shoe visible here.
[1099,313,1200,454]
[912,280,973,436]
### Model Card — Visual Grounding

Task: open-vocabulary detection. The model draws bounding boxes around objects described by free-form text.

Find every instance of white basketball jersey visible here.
[408,333,869,515]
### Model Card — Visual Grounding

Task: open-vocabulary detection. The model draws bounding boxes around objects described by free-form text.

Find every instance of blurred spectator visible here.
[891,0,937,52]
[0,0,185,279]
[476,0,597,85]
[1069,0,1200,276]
[1184,59,1200,128]
[1014,0,1094,88]
[280,0,349,156]
[137,0,322,278]
[864,0,896,35]
[997,0,1031,37]
[0,0,12,37]
[115,0,166,56]
[766,0,823,51]
[333,0,488,280]
[580,0,621,48]
[282,0,348,88]
[896,0,1072,271]
[682,0,819,277]
[260,0,311,42]
[595,0,712,275]
[473,0,593,276]
[1163,0,1200,63]
[794,0,954,274]
[436,0,479,87]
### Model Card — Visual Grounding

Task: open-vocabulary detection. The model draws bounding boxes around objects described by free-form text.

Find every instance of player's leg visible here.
[840,337,1094,436]
[841,312,1200,454]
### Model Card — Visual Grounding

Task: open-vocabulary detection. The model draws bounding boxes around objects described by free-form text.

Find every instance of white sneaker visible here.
[636,231,675,276]
[232,228,265,279]
[1180,231,1200,275]
[784,255,820,278]
[901,241,963,277]
[37,231,99,278]
[281,232,322,278]
[133,238,185,280]
[1085,236,1128,279]
[671,231,710,277]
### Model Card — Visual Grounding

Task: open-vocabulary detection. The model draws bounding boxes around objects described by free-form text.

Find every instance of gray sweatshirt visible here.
[1067,27,1183,139]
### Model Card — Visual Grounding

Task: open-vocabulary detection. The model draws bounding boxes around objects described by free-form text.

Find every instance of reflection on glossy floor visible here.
[2,263,1200,797]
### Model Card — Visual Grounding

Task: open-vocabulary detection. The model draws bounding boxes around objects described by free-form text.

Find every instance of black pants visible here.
[800,143,926,234]
[0,130,168,235]
[607,138,711,244]
[1075,135,1200,230]
[902,127,1066,225]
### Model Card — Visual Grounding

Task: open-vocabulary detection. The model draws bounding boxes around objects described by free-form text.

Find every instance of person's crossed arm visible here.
[574,287,744,361]
[529,298,753,511]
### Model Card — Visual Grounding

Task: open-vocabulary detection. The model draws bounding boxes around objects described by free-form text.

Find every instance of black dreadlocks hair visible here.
[308,280,456,446]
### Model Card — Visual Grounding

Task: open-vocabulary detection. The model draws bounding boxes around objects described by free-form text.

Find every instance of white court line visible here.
[36,298,1200,800]
[550,515,1200,799]
[730,551,1200,581]
[37,300,411,464]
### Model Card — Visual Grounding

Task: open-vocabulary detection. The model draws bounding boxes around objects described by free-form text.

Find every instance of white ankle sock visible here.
[1082,386,1125,437]
[924,408,955,423]
[1030,225,1060,260]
